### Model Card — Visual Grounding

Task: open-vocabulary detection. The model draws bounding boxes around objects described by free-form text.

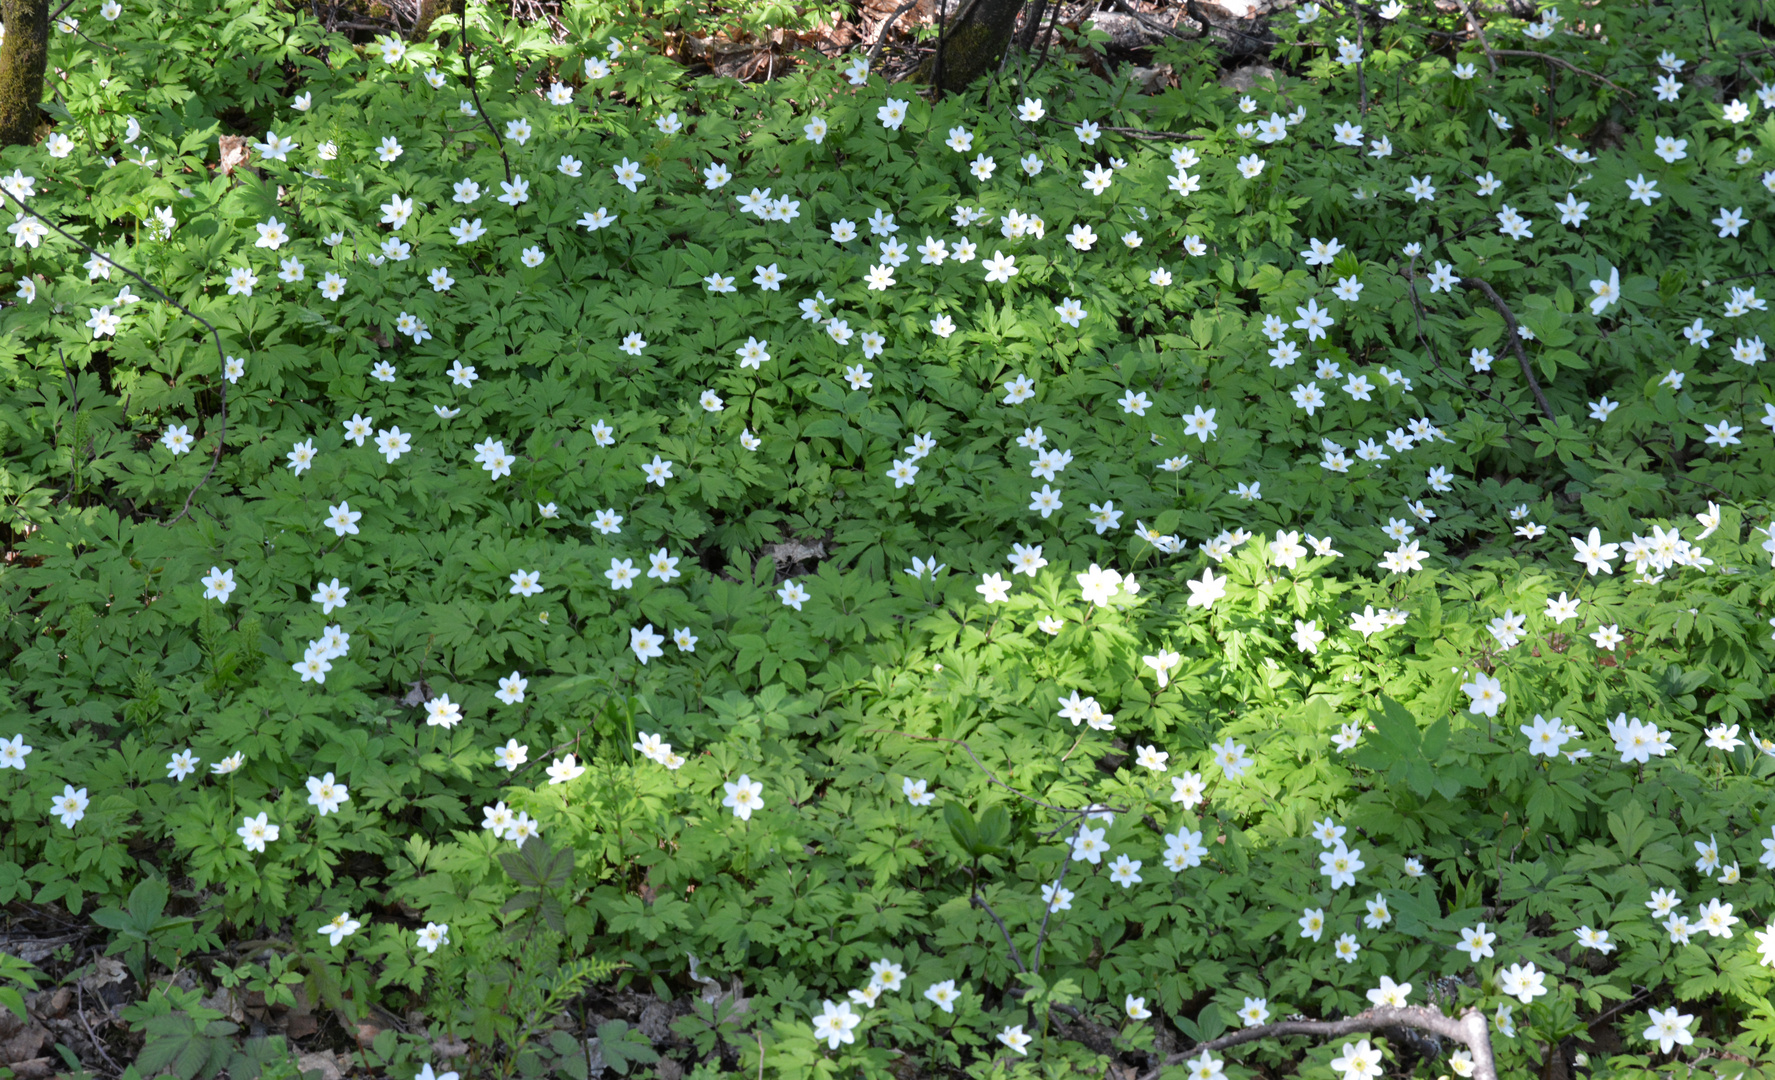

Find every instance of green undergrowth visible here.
[2,0,1775,1077]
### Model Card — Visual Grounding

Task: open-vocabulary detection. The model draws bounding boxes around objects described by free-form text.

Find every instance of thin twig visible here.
[1100,125,1202,140]
[75,978,124,1077]
[1587,988,1651,1029]
[1451,0,1498,74]
[1184,0,1268,42]
[1462,276,1556,423]
[865,730,1126,816]
[1133,1005,1500,1080]
[0,190,229,527]
[456,20,512,184]
[1401,261,1456,385]
[969,883,1028,973]
[1487,49,1632,93]
[1111,0,1197,44]
[1029,0,1063,74]
[1028,825,1075,974]
[1350,0,1367,114]
[867,0,920,67]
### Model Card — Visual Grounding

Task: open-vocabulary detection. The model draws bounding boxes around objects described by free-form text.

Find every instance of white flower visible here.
[318,912,361,946]
[1455,923,1496,962]
[1076,564,1122,605]
[1212,736,1252,780]
[777,579,809,610]
[305,773,350,815]
[1,735,36,774]
[50,785,89,828]
[1497,961,1547,1004]
[1643,1007,1694,1053]
[1330,1040,1384,1080]
[1520,714,1568,756]
[1142,649,1180,688]
[1108,854,1143,887]
[1461,673,1505,716]
[1320,841,1364,889]
[998,1025,1032,1055]
[1365,975,1410,1007]
[415,922,450,953]
[811,1000,860,1048]
[629,623,665,664]
[877,98,909,130]
[1170,772,1206,809]
[1625,174,1661,205]
[723,774,764,820]
[546,754,587,785]
[1186,568,1226,609]
[323,501,362,537]
[237,812,280,853]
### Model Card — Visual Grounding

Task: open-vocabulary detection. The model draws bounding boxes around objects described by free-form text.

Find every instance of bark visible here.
[1133,1005,1500,1080]
[0,0,49,147]
[1013,0,1046,51]
[907,0,1025,93]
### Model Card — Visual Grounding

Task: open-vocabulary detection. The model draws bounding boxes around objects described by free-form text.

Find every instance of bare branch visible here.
[1134,1005,1499,1080]
[1487,48,1633,94]
[865,729,1126,816]
[1450,0,1498,75]
[1099,125,1202,141]
[1110,0,1198,44]
[0,189,230,527]
[867,0,920,67]
[1462,276,1556,424]
[968,886,1027,973]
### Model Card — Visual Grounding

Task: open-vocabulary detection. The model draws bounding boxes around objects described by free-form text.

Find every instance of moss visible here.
[0,0,49,148]
[908,0,1024,92]
[412,0,445,38]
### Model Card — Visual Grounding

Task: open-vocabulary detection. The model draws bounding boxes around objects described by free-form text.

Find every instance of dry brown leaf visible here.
[218,135,251,177]
[297,1051,346,1080]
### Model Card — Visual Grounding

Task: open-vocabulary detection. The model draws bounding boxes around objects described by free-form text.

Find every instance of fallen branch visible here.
[458,28,513,184]
[866,0,920,67]
[1184,0,1271,43]
[0,190,230,528]
[866,729,1126,817]
[1450,0,1498,74]
[1399,262,1459,388]
[1133,1005,1499,1080]
[968,887,1027,973]
[1462,276,1557,423]
[1111,0,1200,44]
[1100,125,1203,140]
[1487,48,1632,93]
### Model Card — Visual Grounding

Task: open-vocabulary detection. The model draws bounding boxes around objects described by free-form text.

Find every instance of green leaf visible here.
[593,1020,660,1075]
[499,838,575,891]
[1607,801,1654,859]
[975,805,1011,854]
[944,804,983,857]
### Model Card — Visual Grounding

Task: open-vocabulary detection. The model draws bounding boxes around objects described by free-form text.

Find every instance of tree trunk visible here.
[0,0,49,148]
[1013,0,1046,51]
[908,0,1025,94]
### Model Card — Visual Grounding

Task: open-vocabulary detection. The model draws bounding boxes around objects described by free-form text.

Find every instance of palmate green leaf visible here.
[136,1012,238,1080]
[499,836,575,890]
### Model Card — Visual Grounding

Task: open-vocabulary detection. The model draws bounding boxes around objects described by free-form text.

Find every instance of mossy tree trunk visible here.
[909,0,1026,94]
[0,0,49,148]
